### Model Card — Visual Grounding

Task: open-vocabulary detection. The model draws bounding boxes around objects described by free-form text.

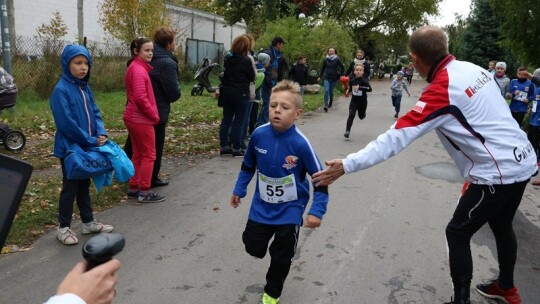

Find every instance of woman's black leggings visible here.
[445,180,528,290]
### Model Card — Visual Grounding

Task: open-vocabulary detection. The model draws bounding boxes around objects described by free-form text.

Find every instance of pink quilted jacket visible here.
[123,56,160,125]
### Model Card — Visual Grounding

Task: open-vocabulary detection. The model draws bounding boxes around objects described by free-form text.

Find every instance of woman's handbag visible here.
[64,144,113,180]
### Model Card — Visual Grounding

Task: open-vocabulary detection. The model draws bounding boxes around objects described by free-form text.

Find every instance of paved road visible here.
[1,80,539,304]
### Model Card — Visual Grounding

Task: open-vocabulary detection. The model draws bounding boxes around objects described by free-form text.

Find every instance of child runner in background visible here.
[405,62,414,85]
[288,55,308,95]
[508,66,535,128]
[390,71,410,118]
[50,45,114,245]
[230,80,329,304]
[344,64,372,138]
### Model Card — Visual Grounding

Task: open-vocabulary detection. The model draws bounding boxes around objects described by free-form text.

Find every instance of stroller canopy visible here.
[0,67,17,95]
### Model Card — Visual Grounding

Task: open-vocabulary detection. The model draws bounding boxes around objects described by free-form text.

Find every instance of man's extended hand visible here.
[313,159,345,186]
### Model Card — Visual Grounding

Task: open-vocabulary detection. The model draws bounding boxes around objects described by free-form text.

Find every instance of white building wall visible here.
[11,1,246,51]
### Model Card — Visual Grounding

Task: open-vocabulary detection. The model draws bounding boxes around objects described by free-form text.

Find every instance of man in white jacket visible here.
[313,26,535,304]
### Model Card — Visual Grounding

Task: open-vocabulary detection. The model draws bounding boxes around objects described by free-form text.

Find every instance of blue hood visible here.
[61,45,92,83]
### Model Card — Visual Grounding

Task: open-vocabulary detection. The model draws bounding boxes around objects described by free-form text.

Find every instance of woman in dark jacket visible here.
[217,34,256,157]
[317,47,344,112]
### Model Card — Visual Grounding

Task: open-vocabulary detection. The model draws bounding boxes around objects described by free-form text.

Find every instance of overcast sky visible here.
[431,0,472,26]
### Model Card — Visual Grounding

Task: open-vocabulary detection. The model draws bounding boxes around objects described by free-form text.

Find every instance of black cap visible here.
[271,36,286,46]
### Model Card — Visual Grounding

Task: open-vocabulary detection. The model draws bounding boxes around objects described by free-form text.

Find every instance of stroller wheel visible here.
[3,129,26,151]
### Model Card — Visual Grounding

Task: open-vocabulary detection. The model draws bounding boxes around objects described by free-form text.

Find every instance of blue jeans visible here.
[391,95,402,114]
[323,79,336,107]
[58,158,94,228]
[256,83,272,127]
[220,94,250,151]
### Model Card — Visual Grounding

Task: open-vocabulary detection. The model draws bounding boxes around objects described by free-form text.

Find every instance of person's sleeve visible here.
[532,76,540,86]
[43,293,86,304]
[152,58,181,103]
[129,69,160,123]
[528,83,535,101]
[362,79,372,92]
[50,89,98,147]
[89,89,107,137]
[508,80,516,95]
[319,61,326,78]
[343,90,451,173]
[338,59,345,76]
[390,79,398,90]
[300,139,329,219]
[344,62,352,76]
[403,82,410,94]
[232,136,257,198]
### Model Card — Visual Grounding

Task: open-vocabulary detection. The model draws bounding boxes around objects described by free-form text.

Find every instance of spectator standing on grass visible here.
[257,37,288,127]
[313,26,536,304]
[124,27,181,188]
[124,37,166,203]
[288,55,308,95]
[217,34,256,157]
[50,45,114,245]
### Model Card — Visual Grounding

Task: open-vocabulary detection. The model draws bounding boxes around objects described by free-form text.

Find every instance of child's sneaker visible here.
[127,190,139,198]
[258,292,279,304]
[476,280,522,304]
[344,131,350,138]
[220,147,233,156]
[57,227,78,245]
[81,221,114,234]
[138,191,166,203]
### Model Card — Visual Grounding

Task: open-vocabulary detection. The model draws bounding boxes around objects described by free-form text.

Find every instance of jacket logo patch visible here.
[465,71,492,98]
[282,155,298,169]
[412,101,427,113]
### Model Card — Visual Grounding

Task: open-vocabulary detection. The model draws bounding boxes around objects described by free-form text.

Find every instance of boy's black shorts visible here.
[242,219,299,262]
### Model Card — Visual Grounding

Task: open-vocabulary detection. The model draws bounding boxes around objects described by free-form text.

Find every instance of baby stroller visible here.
[0,68,25,151]
[191,57,221,96]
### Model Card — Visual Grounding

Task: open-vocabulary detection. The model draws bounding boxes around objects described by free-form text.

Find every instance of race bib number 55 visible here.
[258,173,298,203]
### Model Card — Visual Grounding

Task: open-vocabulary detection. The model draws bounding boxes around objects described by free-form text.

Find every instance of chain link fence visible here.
[0,35,130,99]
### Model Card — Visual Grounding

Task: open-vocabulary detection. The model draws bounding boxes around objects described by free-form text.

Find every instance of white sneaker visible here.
[81,221,114,234]
[57,227,78,245]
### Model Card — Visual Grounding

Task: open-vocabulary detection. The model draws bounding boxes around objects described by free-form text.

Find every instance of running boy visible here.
[230,80,329,304]
[390,71,410,118]
[344,64,372,138]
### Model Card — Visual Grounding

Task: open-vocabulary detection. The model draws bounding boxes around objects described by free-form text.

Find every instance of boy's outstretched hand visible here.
[304,215,321,228]
[230,195,242,208]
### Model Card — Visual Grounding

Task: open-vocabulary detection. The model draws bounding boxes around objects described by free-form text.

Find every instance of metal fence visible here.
[185,38,224,67]
[0,35,130,98]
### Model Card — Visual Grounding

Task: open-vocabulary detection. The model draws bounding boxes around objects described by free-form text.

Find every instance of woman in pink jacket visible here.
[124,37,166,203]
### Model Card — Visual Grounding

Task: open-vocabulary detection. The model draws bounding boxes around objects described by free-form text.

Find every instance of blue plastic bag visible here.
[64,144,113,180]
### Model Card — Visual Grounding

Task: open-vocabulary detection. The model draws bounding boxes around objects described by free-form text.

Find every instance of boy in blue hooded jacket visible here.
[50,45,114,245]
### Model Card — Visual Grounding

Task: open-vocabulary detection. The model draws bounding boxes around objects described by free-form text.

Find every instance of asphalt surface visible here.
[1,79,539,304]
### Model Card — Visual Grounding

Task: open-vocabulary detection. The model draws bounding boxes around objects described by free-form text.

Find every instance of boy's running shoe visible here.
[258,292,279,304]
[57,227,78,245]
[344,131,350,138]
[476,280,522,304]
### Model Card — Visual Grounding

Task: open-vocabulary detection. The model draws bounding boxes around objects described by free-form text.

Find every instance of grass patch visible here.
[1,81,327,249]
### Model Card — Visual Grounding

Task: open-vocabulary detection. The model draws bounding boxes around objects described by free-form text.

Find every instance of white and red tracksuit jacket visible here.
[343,55,537,185]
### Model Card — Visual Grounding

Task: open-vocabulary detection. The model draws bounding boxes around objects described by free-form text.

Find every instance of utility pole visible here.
[0,0,12,73]
[77,0,84,44]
